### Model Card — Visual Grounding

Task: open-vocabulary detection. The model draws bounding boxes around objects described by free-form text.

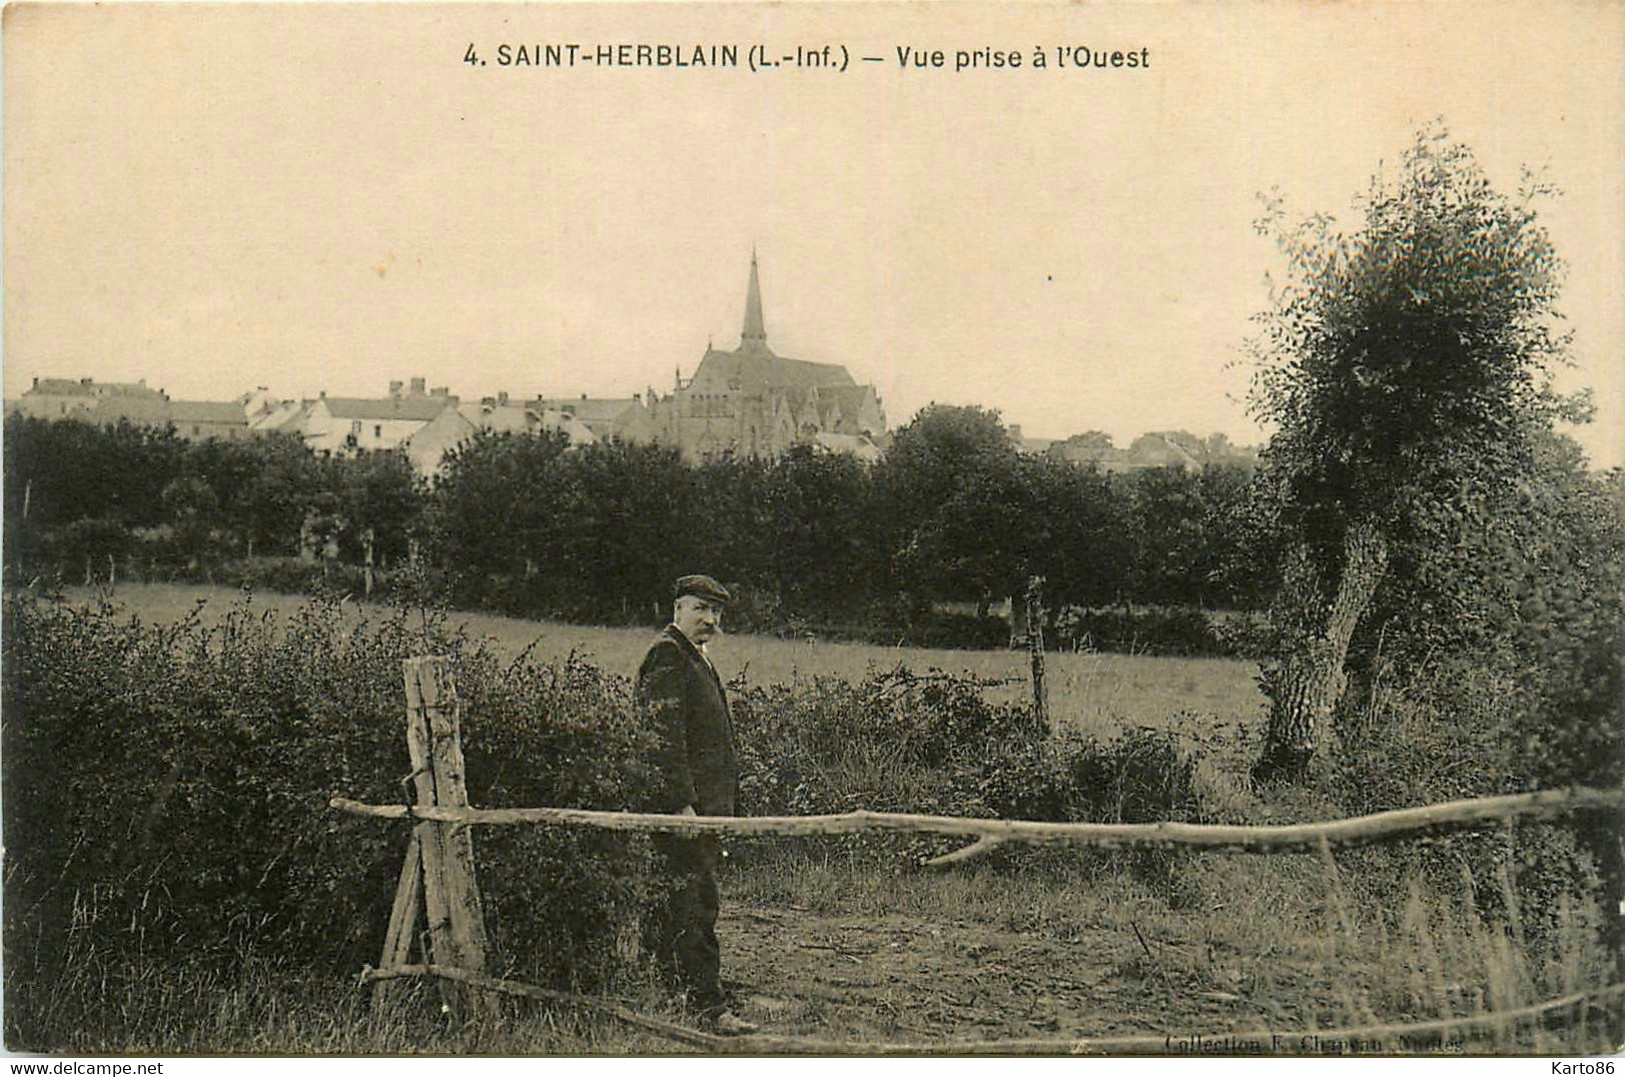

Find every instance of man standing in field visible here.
[635,574,757,1035]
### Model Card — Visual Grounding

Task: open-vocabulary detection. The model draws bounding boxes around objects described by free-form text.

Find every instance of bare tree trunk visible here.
[1255,518,1390,782]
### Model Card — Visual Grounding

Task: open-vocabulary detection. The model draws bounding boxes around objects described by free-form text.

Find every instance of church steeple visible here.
[741,247,767,348]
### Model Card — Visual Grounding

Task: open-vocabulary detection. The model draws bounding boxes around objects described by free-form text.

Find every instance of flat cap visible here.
[674,574,732,605]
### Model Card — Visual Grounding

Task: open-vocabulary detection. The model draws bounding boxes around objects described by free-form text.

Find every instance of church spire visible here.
[741,246,767,347]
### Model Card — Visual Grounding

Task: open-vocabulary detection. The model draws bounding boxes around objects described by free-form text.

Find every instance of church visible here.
[645,253,887,461]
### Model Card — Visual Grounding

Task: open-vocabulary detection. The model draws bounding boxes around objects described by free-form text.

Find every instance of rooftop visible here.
[692,348,857,394]
[320,396,456,422]
[170,400,248,424]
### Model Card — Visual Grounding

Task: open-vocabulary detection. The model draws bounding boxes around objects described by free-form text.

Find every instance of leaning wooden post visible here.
[371,830,424,1016]
[399,656,493,1022]
[1026,575,1048,732]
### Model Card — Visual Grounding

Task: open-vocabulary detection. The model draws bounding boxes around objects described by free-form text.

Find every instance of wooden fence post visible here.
[373,656,493,1022]
[371,831,423,1016]
[1026,575,1048,732]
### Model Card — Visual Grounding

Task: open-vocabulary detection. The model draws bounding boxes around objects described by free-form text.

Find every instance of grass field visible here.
[59,581,1265,746]
[21,582,1617,1056]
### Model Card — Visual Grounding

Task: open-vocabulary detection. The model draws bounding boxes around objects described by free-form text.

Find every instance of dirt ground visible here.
[711,898,1331,1047]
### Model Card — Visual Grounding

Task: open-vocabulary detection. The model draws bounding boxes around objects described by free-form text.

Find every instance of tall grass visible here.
[18,850,1611,1055]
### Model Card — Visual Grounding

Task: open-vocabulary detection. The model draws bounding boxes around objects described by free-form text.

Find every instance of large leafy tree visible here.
[432,429,575,581]
[1119,464,1258,609]
[332,450,424,565]
[226,434,328,557]
[691,452,776,606]
[3,415,186,530]
[557,439,693,623]
[876,404,1032,615]
[763,445,880,621]
[1022,454,1130,611]
[1247,124,1589,780]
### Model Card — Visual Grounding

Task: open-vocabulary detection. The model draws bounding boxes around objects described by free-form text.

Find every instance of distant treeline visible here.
[2,406,1276,642]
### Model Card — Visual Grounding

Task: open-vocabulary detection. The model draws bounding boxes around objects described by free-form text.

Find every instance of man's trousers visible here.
[647,833,723,1011]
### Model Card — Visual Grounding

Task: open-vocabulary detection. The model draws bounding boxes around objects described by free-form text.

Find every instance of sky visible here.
[4,1,1623,468]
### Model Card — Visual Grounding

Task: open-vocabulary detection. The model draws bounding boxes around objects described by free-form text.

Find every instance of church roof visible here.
[815,383,875,407]
[686,253,862,395]
[693,348,856,393]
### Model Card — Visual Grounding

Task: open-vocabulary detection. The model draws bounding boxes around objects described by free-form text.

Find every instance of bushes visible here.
[976,726,1205,828]
[732,665,1209,890]
[1324,657,1621,949]
[1,591,660,1048]
[1053,606,1270,658]
[6,589,1227,1048]
[898,611,1014,651]
[732,667,1042,820]
[224,555,369,596]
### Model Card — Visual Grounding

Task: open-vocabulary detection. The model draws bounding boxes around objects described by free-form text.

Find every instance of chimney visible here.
[410,376,426,395]
[32,376,38,388]
[319,390,326,399]
[432,386,448,397]
[389,380,403,397]
[497,391,509,406]
[481,396,495,408]
[581,392,588,401]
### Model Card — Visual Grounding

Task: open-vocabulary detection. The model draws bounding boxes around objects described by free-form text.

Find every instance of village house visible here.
[530,394,655,444]
[12,376,252,440]
[299,378,458,457]
[13,376,171,425]
[468,392,597,446]
[400,405,478,477]
[249,399,311,437]
[170,400,251,441]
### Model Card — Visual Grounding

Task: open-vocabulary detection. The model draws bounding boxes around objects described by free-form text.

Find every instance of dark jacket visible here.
[635,625,739,816]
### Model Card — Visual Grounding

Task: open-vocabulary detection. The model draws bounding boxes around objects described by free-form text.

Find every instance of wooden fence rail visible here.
[330,784,1625,862]
[337,654,1625,1050]
[364,964,1625,1056]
